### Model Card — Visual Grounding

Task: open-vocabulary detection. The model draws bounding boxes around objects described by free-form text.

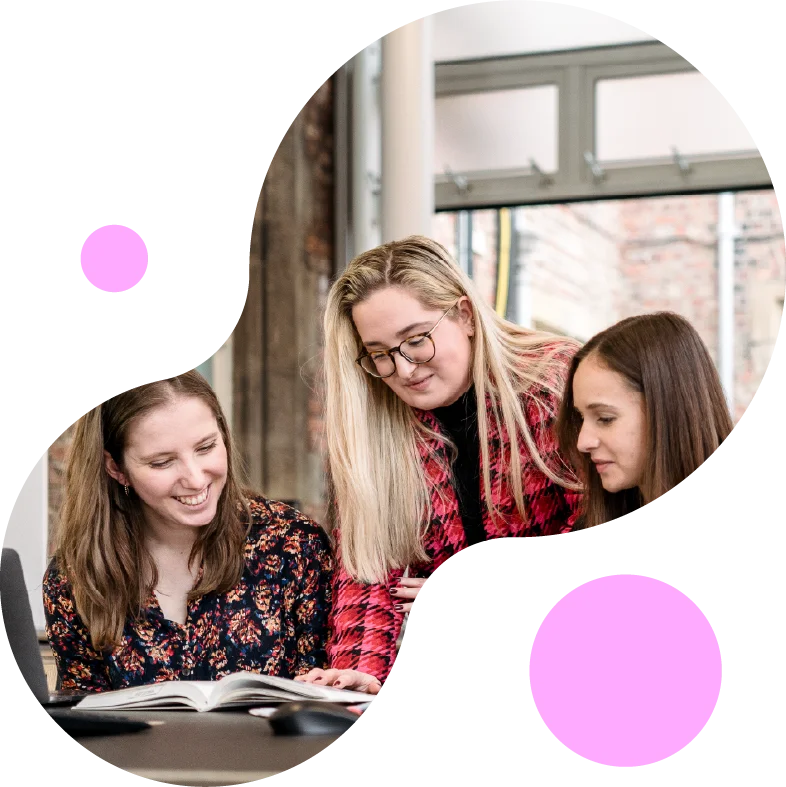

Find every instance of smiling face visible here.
[351,286,475,410]
[572,354,648,496]
[105,395,228,537]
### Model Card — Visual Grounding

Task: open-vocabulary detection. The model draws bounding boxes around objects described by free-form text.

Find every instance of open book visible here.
[75,672,373,712]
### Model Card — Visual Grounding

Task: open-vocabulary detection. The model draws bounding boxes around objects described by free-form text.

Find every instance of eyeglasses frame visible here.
[355,299,462,379]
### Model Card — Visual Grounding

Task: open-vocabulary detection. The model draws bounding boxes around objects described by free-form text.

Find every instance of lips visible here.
[406,375,433,390]
[593,460,613,474]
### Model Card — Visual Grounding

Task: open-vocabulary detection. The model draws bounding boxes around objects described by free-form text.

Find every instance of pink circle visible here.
[81,225,148,292]
[530,575,721,767]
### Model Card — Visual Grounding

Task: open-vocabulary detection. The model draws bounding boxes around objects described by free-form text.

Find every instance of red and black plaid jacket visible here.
[327,346,581,682]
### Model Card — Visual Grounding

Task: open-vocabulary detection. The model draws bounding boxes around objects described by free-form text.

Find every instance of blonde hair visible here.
[324,235,579,582]
[56,371,250,650]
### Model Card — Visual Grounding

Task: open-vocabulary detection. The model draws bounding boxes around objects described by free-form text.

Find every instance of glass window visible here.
[435,86,558,174]
[433,190,784,422]
[595,71,757,163]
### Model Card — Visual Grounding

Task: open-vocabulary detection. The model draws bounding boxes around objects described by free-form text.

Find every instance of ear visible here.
[456,296,475,337]
[104,450,129,486]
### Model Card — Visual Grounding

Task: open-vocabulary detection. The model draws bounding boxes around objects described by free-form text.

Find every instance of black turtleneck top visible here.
[431,386,485,546]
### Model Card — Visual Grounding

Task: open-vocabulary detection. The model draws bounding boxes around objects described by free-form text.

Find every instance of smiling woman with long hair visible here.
[556,312,733,528]
[44,371,332,692]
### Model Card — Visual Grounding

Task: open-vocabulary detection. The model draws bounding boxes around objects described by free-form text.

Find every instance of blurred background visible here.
[8,2,784,634]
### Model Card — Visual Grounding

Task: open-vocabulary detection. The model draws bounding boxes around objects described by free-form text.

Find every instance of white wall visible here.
[3,454,48,631]
[432,0,652,62]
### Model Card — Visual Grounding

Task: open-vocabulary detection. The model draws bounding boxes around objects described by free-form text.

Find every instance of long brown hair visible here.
[56,371,250,650]
[557,312,733,528]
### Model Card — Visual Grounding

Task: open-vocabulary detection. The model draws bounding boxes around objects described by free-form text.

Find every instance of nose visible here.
[180,458,206,490]
[577,421,600,454]
[392,352,419,378]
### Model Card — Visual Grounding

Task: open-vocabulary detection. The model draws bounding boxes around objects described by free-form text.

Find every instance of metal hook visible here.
[671,146,692,176]
[367,171,381,196]
[583,151,605,183]
[444,165,470,196]
[529,158,554,187]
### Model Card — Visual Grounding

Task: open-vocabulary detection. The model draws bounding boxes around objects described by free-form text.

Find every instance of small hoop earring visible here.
[124,484,129,497]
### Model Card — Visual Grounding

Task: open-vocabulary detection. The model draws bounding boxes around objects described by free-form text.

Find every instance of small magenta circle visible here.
[81,225,148,292]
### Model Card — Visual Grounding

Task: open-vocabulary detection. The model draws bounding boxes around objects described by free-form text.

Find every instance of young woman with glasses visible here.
[297,235,581,694]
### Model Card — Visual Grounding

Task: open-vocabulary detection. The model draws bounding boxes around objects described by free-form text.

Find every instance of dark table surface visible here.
[55,707,339,786]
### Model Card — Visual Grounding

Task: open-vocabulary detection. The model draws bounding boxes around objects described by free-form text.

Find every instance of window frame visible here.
[434,42,770,210]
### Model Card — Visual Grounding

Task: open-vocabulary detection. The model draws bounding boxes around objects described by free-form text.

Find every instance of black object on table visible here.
[48,708,153,737]
[268,701,358,736]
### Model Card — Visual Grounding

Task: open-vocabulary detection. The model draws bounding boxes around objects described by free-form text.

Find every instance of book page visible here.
[213,672,374,704]
[77,680,213,711]
[243,673,373,704]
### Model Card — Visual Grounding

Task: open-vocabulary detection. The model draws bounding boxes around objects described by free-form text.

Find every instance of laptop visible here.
[0,547,84,705]
[1,548,151,735]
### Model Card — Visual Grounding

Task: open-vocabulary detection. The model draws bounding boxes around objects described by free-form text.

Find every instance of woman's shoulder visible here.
[517,336,579,376]
[513,336,577,400]
[245,495,330,547]
[490,338,577,458]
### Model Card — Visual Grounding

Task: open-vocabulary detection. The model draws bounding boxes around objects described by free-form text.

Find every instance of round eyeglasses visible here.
[356,301,459,379]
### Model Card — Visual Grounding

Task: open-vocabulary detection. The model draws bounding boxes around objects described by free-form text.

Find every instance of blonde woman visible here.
[299,236,581,694]
[43,372,332,692]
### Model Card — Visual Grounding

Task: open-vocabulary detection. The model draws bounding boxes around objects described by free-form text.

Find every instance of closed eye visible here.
[150,440,217,470]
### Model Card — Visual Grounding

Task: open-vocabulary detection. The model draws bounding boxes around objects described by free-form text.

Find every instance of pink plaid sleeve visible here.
[326,542,405,682]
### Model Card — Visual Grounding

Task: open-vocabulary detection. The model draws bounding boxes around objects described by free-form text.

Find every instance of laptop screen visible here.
[1,548,51,703]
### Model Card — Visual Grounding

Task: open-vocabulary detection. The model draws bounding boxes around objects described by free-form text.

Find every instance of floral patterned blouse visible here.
[43,497,333,693]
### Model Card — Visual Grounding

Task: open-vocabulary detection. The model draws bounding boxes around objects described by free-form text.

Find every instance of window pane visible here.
[470,210,499,307]
[432,212,458,260]
[596,71,757,162]
[435,86,558,174]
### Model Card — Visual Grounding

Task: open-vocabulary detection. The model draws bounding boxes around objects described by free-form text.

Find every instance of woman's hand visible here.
[389,576,426,613]
[295,668,382,695]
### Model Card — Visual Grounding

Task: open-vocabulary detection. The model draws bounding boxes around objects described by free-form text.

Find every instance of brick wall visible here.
[434,190,784,422]
[432,212,457,261]
[732,191,785,419]
[618,195,719,358]
[519,202,624,340]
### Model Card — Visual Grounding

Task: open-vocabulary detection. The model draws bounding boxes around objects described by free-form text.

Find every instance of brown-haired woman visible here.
[556,312,733,528]
[43,371,333,693]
